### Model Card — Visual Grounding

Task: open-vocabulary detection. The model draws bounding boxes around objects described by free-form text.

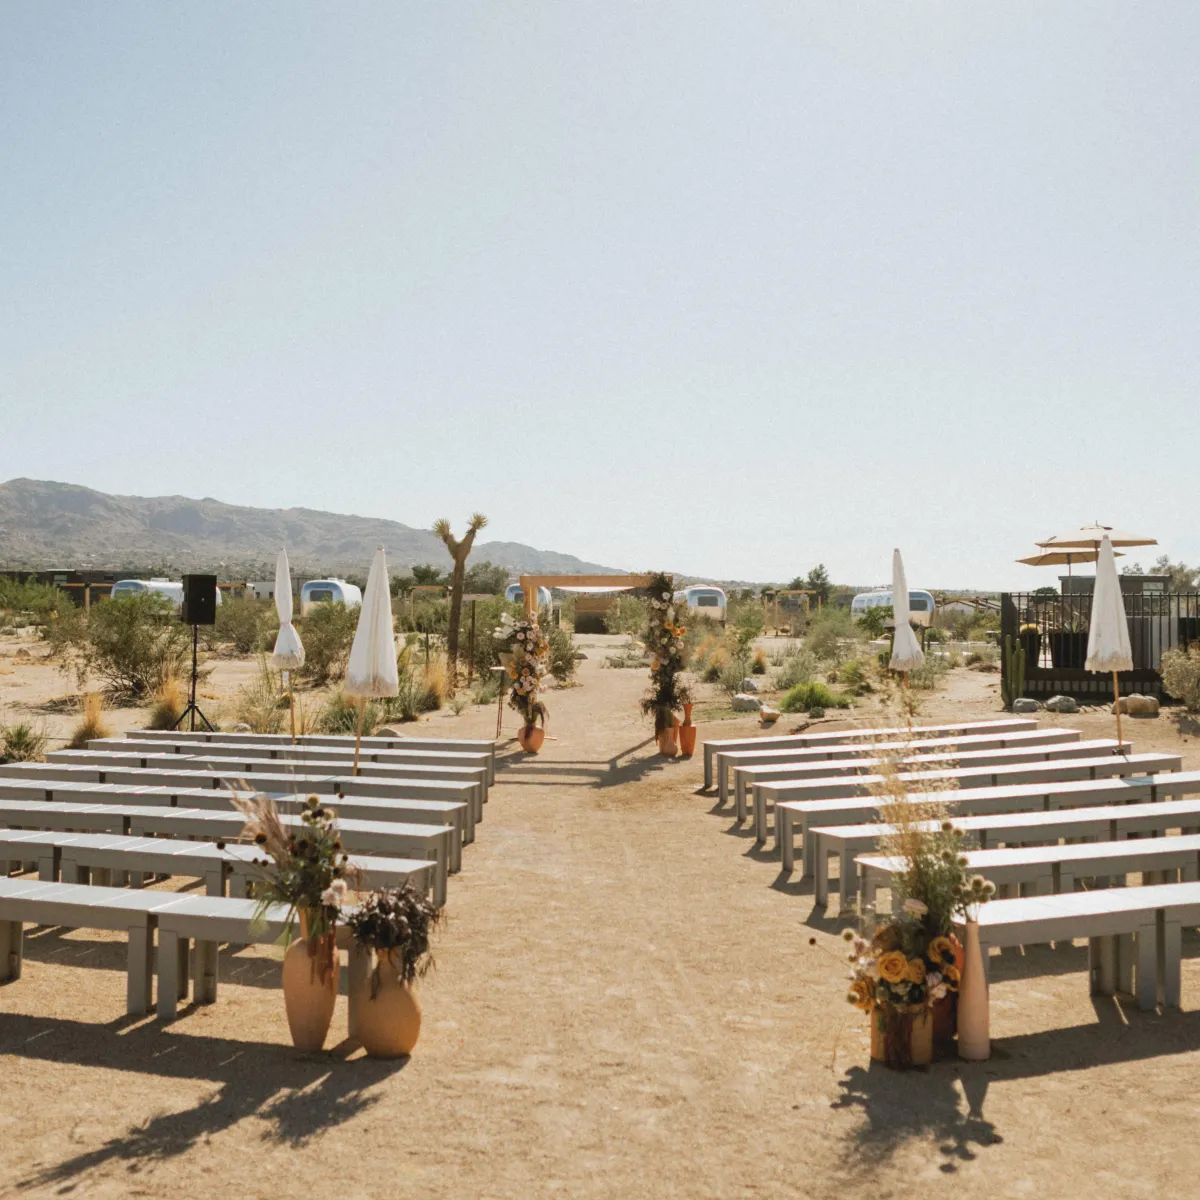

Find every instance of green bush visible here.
[778,681,851,713]
[1162,645,1200,712]
[0,721,49,763]
[773,649,818,691]
[214,596,277,655]
[547,625,579,684]
[299,603,359,685]
[322,690,382,735]
[57,593,192,700]
[0,577,70,627]
[857,606,892,639]
[605,596,648,636]
[805,607,857,663]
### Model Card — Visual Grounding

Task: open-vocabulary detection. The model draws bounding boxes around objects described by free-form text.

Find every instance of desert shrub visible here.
[829,656,874,694]
[450,695,468,715]
[751,647,767,675]
[0,577,70,627]
[322,690,382,736]
[604,638,649,669]
[965,646,999,669]
[0,721,48,763]
[58,593,193,700]
[232,658,287,733]
[473,676,500,705]
[908,654,952,691]
[382,648,439,721]
[147,675,185,729]
[1162,645,1200,712]
[66,693,111,749]
[858,605,892,639]
[773,648,818,692]
[605,595,648,637]
[547,625,579,684]
[778,681,851,713]
[725,595,764,638]
[299,602,359,685]
[422,658,448,710]
[214,596,277,655]
[805,607,857,663]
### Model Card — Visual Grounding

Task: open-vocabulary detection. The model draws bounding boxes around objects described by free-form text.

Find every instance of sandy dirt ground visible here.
[2,632,1200,1198]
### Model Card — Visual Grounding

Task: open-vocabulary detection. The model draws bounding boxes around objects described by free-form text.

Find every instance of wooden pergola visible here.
[517,573,655,617]
[761,588,817,632]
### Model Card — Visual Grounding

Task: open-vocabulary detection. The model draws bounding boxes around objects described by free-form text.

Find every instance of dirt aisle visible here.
[2,644,1200,1197]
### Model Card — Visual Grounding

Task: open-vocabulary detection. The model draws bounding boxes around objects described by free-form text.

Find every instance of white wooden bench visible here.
[1,761,482,827]
[703,717,1039,792]
[951,882,1200,1013]
[781,764,1196,881]
[731,736,1124,823]
[720,727,1083,810]
[756,751,1181,846]
[811,793,1200,908]
[91,729,499,787]
[858,834,1200,913]
[0,798,453,906]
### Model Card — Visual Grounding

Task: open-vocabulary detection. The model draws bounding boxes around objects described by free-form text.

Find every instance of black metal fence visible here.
[1000,592,1200,701]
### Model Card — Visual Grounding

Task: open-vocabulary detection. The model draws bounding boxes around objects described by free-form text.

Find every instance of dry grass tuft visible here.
[66,692,111,749]
[147,675,184,730]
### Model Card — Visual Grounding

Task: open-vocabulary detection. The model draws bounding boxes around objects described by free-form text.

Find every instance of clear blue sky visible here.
[2,3,1196,590]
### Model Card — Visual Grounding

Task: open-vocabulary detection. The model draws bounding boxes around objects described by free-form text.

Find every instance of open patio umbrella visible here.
[1016,548,1123,576]
[1037,524,1156,550]
[268,549,305,742]
[345,547,399,774]
[889,550,925,725]
[1084,535,1133,749]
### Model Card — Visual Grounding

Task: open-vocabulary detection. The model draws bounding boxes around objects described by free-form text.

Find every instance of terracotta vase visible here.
[870,1005,933,1068]
[351,948,423,1059]
[282,911,338,1052]
[517,724,545,753]
[658,725,679,756]
[957,920,990,1061]
[678,704,697,756]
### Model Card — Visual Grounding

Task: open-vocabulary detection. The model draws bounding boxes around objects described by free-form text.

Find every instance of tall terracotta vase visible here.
[678,704,697,757]
[282,910,338,1052]
[957,920,990,1061]
[349,947,423,1058]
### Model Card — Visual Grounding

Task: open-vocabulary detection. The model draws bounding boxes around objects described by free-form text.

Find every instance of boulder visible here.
[808,706,825,719]
[1115,694,1160,717]
[1011,698,1040,714]
[740,678,759,693]
[731,693,762,712]
[759,705,781,724]
[1044,695,1079,714]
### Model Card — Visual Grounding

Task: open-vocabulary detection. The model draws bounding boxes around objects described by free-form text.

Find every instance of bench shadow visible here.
[494,738,672,788]
[832,1060,1001,1176]
[1,1013,405,1191]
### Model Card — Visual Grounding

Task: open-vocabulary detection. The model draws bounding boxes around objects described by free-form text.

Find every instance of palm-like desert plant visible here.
[433,512,488,679]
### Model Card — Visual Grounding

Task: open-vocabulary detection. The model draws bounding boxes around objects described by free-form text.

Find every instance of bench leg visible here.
[37,854,56,883]
[127,924,152,1016]
[814,848,830,907]
[840,847,858,907]
[780,810,795,874]
[754,790,768,844]
[1162,917,1182,1009]
[1136,923,1158,1011]
[0,920,23,982]
[1091,935,1117,995]
[1116,933,1135,995]
[204,869,225,898]
[860,866,877,913]
[194,940,218,1005]
[449,824,462,873]
[129,872,145,889]
[433,852,447,908]
[177,938,190,1000]
[157,930,181,1021]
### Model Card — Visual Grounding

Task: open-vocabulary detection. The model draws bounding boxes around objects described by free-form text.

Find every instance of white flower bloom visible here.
[662,592,670,600]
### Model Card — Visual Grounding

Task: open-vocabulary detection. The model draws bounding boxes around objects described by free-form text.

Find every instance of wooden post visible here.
[353,697,365,776]
[468,600,477,685]
[1113,671,1123,750]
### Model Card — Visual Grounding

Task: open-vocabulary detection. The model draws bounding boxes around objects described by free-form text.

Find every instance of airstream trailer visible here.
[675,585,727,622]
[851,589,936,628]
[109,579,222,608]
[504,584,553,610]
[300,578,363,614]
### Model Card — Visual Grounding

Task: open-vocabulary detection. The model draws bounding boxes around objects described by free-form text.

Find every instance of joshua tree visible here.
[433,513,488,678]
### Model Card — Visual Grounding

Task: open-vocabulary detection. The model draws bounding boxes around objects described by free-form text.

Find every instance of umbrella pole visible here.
[353,697,364,776]
[1113,670,1123,750]
[283,669,296,744]
[903,670,912,735]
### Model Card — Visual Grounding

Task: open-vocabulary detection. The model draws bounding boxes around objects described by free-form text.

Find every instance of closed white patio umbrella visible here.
[345,547,399,773]
[268,549,305,742]
[889,550,925,728]
[1085,535,1133,748]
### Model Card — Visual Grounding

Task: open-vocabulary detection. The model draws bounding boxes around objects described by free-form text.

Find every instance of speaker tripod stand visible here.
[173,623,214,732]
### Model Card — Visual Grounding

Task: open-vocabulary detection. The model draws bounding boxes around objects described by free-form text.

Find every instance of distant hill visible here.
[0,479,624,580]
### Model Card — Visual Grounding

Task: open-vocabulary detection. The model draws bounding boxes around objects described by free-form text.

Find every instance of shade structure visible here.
[345,548,399,773]
[346,548,400,700]
[888,549,925,672]
[269,549,305,670]
[1085,535,1133,746]
[1016,549,1123,568]
[1037,524,1156,549]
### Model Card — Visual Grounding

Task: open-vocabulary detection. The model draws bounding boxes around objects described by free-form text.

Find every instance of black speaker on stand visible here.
[175,574,217,731]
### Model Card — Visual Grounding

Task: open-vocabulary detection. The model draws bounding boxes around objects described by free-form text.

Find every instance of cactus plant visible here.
[1001,634,1026,710]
